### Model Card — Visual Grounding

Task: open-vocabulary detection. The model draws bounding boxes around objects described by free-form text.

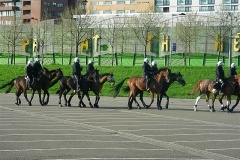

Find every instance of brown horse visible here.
[89,73,115,108]
[114,68,171,110]
[1,68,63,106]
[188,77,239,112]
[55,69,99,107]
[133,72,186,110]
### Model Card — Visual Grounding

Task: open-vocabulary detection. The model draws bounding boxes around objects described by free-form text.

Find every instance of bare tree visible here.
[174,12,203,66]
[61,3,96,63]
[127,12,168,58]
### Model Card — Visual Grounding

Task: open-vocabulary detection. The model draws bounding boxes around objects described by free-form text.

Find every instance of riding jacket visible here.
[33,62,42,78]
[142,62,152,77]
[72,62,82,77]
[86,63,94,74]
[216,66,225,80]
[228,67,237,77]
[25,65,34,79]
[151,66,158,75]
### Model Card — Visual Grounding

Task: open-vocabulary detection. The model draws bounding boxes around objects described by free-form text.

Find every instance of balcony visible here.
[0,6,14,11]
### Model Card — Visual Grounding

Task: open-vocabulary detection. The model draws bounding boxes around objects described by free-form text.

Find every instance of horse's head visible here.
[156,68,171,82]
[56,68,63,78]
[175,72,186,86]
[108,73,115,85]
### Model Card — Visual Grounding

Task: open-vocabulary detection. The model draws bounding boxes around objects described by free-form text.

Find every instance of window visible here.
[200,0,214,4]
[130,0,135,4]
[117,10,125,14]
[177,0,192,5]
[155,7,163,12]
[91,2,99,5]
[156,0,170,6]
[130,10,135,13]
[104,1,112,5]
[103,10,112,14]
[177,6,192,12]
[223,5,238,10]
[199,6,214,11]
[223,0,238,3]
[117,1,125,4]
[57,3,63,7]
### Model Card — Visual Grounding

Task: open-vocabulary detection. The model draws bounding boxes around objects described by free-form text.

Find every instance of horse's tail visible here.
[187,80,201,95]
[49,76,63,88]
[113,77,129,98]
[0,78,15,93]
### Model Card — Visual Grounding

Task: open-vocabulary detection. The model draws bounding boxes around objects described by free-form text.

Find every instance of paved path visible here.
[0,93,239,160]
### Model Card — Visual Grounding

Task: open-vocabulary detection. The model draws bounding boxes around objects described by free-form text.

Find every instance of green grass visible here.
[0,64,238,99]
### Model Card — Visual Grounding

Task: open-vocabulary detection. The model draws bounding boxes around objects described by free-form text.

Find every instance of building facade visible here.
[88,0,240,14]
[0,0,69,25]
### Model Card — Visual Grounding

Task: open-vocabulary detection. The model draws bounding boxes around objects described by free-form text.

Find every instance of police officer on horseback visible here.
[228,63,237,77]
[33,58,42,79]
[86,59,96,82]
[151,60,158,75]
[72,57,83,92]
[142,58,152,91]
[215,61,226,95]
[25,60,34,90]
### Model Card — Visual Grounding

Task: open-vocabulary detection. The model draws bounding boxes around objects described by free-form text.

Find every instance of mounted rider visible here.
[25,60,34,90]
[228,63,237,77]
[72,57,83,92]
[142,58,152,91]
[215,61,226,95]
[151,60,158,76]
[86,59,95,80]
[33,58,42,79]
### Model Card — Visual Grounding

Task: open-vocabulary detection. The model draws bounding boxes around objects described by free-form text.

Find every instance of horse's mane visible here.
[158,67,170,72]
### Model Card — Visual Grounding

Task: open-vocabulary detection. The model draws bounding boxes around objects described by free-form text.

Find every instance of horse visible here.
[113,68,171,110]
[134,72,186,110]
[0,72,44,106]
[40,67,63,105]
[216,75,240,113]
[187,76,239,112]
[89,73,115,108]
[0,68,63,106]
[55,69,99,108]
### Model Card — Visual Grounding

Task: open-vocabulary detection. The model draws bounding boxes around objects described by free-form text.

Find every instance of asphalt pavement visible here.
[0,93,240,160]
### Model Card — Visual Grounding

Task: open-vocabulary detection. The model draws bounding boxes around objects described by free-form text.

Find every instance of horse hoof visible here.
[220,107,225,111]
[128,106,132,110]
[15,102,19,106]
[59,104,62,107]
[158,107,162,110]
[165,106,168,109]
[28,102,32,106]
[94,104,99,108]
[138,106,141,109]
[67,104,71,107]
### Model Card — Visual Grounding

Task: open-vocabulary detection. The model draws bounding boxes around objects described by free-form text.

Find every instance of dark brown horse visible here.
[134,72,186,110]
[0,73,43,106]
[114,68,171,110]
[188,76,239,112]
[217,75,240,112]
[0,68,63,106]
[89,73,115,108]
[55,69,99,107]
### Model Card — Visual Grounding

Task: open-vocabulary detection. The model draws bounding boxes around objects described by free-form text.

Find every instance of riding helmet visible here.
[151,61,157,66]
[27,60,33,66]
[144,58,149,63]
[231,63,237,68]
[217,61,224,66]
[35,58,40,62]
[74,57,79,63]
[88,59,94,64]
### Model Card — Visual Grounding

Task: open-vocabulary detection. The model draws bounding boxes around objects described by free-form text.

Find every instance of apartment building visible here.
[0,0,70,25]
[88,0,240,14]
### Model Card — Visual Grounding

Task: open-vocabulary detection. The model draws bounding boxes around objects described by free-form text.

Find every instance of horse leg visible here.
[58,88,64,107]
[211,94,216,112]
[225,95,231,112]
[79,94,86,108]
[146,92,154,109]
[94,94,100,108]
[194,94,203,111]
[77,91,83,108]
[37,90,43,106]
[45,91,50,105]
[15,90,22,106]
[156,94,162,110]
[86,93,93,108]
[63,89,70,106]
[219,95,226,111]
[229,97,239,113]
[139,91,147,108]
[67,91,76,107]
[28,90,36,106]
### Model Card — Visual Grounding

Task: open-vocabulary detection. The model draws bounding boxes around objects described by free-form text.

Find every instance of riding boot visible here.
[146,80,150,91]
[28,81,32,90]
